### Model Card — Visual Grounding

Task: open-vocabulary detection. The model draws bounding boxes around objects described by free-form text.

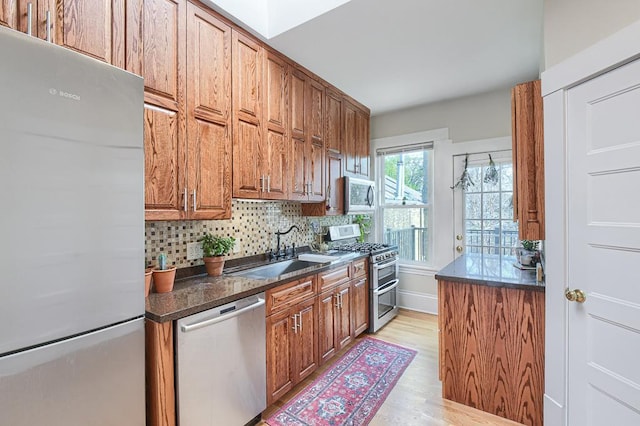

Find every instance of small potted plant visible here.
[152,253,176,293]
[200,233,236,276]
[144,262,153,297]
[518,240,540,266]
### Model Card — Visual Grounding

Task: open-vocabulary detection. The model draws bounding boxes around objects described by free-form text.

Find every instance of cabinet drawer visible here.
[351,258,367,279]
[266,276,316,315]
[318,265,351,292]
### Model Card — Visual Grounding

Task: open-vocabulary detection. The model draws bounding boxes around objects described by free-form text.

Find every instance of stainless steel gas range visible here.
[327,225,400,333]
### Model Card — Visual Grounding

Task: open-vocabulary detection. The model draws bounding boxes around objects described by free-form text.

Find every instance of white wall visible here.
[370,87,511,142]
[543,0,640,68]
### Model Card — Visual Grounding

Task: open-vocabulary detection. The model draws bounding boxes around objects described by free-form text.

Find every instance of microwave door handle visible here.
[373,279,400,296]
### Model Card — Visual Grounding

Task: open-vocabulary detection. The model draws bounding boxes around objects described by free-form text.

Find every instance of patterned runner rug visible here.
[266,337,417,426]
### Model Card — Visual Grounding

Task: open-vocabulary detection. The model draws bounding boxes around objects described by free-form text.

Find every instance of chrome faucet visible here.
[274,225,300,259]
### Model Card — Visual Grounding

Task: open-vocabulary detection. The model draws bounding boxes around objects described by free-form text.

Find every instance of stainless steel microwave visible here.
[344,177,375,213]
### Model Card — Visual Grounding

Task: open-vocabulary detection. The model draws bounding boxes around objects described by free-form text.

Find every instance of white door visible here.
[452,150,515,258]
[566,57,640,424]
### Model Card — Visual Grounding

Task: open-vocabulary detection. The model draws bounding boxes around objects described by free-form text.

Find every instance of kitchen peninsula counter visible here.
[435,254,545,426]
[435,253,544,291]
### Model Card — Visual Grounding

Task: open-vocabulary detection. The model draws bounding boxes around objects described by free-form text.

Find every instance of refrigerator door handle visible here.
[27,3,33,36]
[46,10,51,42]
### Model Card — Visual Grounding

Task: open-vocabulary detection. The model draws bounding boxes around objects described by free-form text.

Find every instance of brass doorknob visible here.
[456,234,463,241]
[456,245,463,253]
[565,288,586,303]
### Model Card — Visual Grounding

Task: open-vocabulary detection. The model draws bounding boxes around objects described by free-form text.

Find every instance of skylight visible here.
[202,0,352,39]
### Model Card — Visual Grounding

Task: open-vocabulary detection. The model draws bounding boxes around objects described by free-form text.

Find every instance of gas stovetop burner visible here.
[334,242,393,253]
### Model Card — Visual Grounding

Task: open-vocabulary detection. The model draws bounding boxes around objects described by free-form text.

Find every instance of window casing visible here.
[377,143,433,264]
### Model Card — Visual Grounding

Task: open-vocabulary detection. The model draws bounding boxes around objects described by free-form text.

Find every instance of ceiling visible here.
[207,0,544,116]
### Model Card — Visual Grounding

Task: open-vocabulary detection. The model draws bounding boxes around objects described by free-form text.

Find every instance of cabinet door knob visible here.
[565,288,586,303]
[456,245,463,253]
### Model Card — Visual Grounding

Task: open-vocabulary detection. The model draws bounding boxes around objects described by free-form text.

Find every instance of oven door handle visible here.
[373,279,399,296]
[373,258,398,270]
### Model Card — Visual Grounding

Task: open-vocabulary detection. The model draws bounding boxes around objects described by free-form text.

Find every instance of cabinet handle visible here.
[292,313,298,333]
[298,311,302,333]
[26,3,33,36]
[267,175,271,193]
[45,10,51,42]
[334,294,340,309]
[339,293,343,309]
[192,189,197,212]
[183,188,188,212]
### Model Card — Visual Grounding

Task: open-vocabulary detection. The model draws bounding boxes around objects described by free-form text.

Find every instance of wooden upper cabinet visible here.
[344,100,370,178]
[344,101,357,175]
[54,0,126,67]
[185,2,231,219]
[356,109,370,177]
[261,49,289,200]
[512,79,544,240]
[289,69,308,201]
[10,0,125,67]
[0,0,18,29]
[137,0,187,221]
[308,80,325,201]
[290,69,324,202]
[232,30,264,199]
[325,89,343,153]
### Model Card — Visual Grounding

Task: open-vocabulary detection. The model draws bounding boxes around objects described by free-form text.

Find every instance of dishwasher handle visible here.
[180,297,265,333]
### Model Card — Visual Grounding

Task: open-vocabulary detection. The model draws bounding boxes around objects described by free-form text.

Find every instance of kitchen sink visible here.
[230,259,318,280]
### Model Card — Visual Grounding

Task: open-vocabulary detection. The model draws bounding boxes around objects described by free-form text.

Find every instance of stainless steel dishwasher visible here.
[176,292,266,425]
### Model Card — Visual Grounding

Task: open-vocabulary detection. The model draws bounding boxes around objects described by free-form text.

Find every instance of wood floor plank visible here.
[260,309,522,425]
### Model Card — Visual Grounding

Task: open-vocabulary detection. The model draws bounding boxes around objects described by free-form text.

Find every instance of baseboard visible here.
[398,290,438,315]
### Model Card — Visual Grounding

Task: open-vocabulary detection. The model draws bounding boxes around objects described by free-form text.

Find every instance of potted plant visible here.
[518,240,540,266]
[353,214,372,243]
[144,263,153,297]
[200,233,236,276]
[152,253,176,293]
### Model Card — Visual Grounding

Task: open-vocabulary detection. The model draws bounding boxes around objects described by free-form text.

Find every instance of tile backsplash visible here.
[145,200,351,268]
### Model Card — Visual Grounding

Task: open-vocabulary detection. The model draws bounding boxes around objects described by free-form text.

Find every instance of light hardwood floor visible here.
[260,309,522,426]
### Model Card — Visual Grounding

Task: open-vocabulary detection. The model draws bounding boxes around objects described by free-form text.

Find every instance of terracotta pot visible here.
[144,268,153,297]
[153,267,176,293]
[203,256,225,276]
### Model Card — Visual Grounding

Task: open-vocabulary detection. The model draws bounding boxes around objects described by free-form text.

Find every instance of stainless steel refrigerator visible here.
[0,27,145,425]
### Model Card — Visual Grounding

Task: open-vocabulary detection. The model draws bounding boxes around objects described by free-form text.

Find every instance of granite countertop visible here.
[435,253,544,292]
[145,252,366,323]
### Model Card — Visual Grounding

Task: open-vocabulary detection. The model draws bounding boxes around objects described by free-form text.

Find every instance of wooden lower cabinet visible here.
[438,279,545,426]
[351,276,368,336]
[318,281,352,366]
[266,295,318,406]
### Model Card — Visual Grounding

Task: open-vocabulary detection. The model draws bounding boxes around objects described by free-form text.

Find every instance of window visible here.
[377,143,432,263]
[461,156,518,255]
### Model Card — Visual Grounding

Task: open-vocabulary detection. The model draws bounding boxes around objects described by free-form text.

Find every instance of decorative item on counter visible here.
[200,233,236,276]
[483,154,499,185]
[451,153,474,191]
[152,253,176,293]
[352,214,372,243]
[515,240,541,269]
